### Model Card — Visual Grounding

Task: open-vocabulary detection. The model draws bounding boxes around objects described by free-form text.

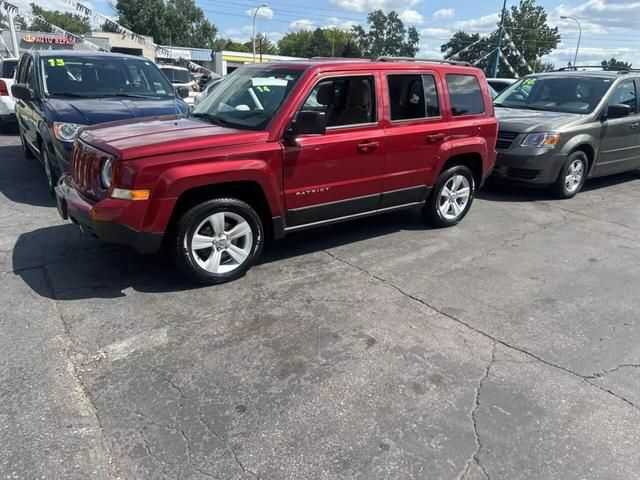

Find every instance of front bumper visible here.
[55,175,163,254]
[493,148,566,186]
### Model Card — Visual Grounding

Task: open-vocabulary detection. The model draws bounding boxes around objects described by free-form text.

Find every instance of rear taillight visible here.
[0,80,8,96]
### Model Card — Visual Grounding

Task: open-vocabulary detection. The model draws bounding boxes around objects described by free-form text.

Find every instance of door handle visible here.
[356,141,380,153]
[427,133,447,143]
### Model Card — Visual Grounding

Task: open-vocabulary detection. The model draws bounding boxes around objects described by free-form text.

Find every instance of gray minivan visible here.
[493,68,639,198]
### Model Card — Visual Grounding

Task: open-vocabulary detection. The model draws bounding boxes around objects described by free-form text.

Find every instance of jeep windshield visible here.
[41,56,175,99]
[494,75,614,114]
[192,67,303,130]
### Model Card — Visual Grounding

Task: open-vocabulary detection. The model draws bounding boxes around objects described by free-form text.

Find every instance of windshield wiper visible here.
[49,92,91,98]
[98,93,160,99]
[191,112,230,127]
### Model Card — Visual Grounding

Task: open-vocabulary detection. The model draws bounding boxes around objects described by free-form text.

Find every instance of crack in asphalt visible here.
[41,264,120,479]
[199,414,260,480]
[458,343,495,480]
[323,250,640,413]
[541,202,640,233]
[586,364,640,379]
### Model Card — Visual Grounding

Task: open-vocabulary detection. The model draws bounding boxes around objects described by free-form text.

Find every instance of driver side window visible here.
[608,81,637,114]
[302,76,375,128]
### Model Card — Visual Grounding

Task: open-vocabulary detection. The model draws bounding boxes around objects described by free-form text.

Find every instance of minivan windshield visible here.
[192,66,303,130]
[494,75,614,114]
[40,56,175,99]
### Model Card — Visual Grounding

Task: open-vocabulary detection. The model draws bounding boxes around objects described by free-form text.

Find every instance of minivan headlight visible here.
[100,158,113,189]
[521,132,560,148]
[53,122,86,142]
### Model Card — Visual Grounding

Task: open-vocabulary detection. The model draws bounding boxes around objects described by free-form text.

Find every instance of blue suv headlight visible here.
[53,122,87,142]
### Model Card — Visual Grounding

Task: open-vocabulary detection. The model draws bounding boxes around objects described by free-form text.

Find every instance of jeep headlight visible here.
[521,132,560,148]
[100,157,113,189]
[53,122,86,142]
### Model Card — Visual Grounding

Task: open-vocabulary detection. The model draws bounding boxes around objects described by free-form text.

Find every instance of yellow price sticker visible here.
[47,58,65,67]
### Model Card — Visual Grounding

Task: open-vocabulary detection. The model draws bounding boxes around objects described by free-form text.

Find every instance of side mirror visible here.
[11,84,32,101]
[176,86,190,99]
[289,110,327,136]
[605,103,631,120]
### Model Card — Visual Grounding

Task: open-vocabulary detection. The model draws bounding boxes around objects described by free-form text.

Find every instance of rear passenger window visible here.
[387,74,440,120]
[446,74,485,116]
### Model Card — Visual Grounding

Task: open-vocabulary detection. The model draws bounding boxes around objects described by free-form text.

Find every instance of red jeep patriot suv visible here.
[55,57,497,284]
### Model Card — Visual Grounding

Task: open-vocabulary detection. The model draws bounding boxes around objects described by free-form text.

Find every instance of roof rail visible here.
[309,57,365,61]
[376,56,472,67]
[556,65,639,73]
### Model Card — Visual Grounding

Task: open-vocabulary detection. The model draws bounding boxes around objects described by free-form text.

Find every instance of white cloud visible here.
[328,0,421,14]
[246,6,274,20]
[398,9,424,25]
[420,27,454,39]
[289,19,317,31]
[433,8,455,20]
[451,13,500,33]
[552,0,640,34]
[325,17,360,30]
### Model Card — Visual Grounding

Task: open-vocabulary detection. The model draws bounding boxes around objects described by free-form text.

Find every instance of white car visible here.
[487,78,516,95]
[193,78,223,107]
[0,57,18,133]
[160,65,198,105]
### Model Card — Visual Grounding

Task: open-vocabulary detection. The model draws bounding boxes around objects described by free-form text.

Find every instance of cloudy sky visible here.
[9,0,640,68]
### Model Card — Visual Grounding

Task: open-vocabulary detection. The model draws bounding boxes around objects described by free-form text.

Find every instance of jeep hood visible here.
[79,117,269,160]
[495,107,585,133]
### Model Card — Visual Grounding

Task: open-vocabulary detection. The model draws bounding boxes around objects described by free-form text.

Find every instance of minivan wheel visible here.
[173,198,264,285]
[551,151,588,199]
[423,165,475,228]
[42,149,58,195]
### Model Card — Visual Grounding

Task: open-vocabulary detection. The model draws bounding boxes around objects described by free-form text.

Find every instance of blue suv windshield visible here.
[40,56,175,99]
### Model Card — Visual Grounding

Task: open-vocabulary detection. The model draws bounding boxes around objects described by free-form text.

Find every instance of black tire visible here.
[172,198,264,285]
[42,148,58,195]
[550,151,588,199]
[423,164,475,228]
[20,130,35,159]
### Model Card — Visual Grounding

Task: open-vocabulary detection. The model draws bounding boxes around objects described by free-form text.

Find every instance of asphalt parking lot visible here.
[2,131,640,480]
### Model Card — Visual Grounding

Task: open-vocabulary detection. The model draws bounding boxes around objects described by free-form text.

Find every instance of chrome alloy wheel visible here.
[438,174,471,221]
[189,211,253,274]
[564,159,585,194]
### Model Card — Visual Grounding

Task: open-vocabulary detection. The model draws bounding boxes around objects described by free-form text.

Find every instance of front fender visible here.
[559,133,598,165]
[160,158,280,206]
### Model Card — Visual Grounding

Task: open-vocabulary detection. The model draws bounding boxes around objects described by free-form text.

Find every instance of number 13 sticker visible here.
[47,59,65,67]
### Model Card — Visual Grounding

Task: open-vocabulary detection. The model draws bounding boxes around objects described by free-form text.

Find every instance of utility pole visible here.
[491,0,507,78]
[8,11,20,58]
[561,16,582,68]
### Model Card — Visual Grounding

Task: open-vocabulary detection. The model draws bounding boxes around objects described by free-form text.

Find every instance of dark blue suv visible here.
[11,50,189,192]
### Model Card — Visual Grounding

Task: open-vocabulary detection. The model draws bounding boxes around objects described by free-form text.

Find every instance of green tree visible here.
[244,34,278,55]
[441,0,560,77]
[212,38,250,53]
[601,57,632,70]
[353,10,420,59]
[114,0,217,48]
[28,4,91,35]
[278,28,361,58]
[114,0,168,43]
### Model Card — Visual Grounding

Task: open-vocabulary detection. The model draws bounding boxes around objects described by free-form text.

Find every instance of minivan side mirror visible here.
[289,110,327,136]
[11,83,32,101]
[605,103,631,120]
[176,86,190,99]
